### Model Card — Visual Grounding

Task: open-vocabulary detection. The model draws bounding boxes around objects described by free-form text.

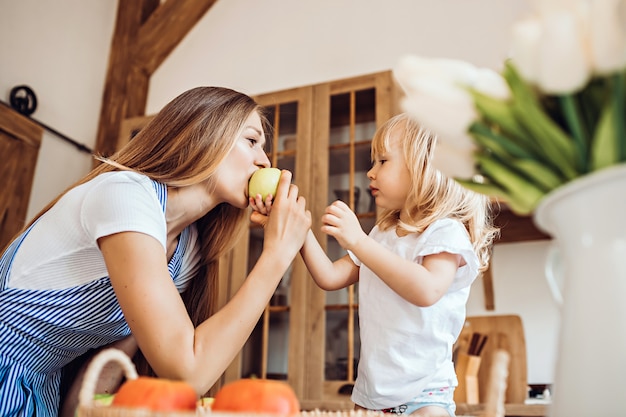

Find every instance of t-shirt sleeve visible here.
[80,173,167,251]
[417,218,480,291]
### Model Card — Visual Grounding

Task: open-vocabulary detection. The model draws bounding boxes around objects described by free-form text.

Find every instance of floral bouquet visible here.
[394,0,626,215]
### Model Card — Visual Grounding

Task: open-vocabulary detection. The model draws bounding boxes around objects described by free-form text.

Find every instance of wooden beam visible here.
[482,263,495,311]
[94,0,217,160]
[133,0,219,75]
[94,0,158,160]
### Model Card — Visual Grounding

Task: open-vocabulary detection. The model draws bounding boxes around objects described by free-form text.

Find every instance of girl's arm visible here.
[100,174,311,395]
[353,241,460,307]
[250,190,358,292]
[299,230,359,291]
[323,201,461,307]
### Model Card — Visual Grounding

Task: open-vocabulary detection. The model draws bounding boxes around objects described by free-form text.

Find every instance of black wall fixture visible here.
[9,85,38,116]
[4,85,93,154]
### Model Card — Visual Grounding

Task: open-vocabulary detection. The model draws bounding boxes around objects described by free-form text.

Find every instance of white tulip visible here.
[395,54,478,88]
[588,0,626,74]
[394,55,509,150]
[399,77,477,150]
[396,55,510,98]
[510,1,601,93]
[432,140,477,179]
[510,17,543,84]
[537,10,591,94]
[474,68,511,100]
[528,0,585,15]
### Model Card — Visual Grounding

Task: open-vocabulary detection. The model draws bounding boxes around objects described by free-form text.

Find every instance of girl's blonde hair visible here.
[373,113,499,272]
[19,86,264,328]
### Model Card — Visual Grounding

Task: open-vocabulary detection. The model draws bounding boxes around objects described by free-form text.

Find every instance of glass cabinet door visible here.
[241,100,297,380]
[219,73,400,406]
[307,72,400,404]
[237,86,313,395]
[324,87,377,385]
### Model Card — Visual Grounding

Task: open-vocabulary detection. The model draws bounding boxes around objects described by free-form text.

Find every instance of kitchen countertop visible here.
[456,402,547,416]
[301,401,547,417]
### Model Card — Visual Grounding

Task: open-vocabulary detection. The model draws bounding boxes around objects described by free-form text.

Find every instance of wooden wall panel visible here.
[0,103,43,250]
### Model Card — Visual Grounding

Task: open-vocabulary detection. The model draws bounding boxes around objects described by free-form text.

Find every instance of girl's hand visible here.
[249,192,273,215]
[249,192,273,227]
[320,200,367,251]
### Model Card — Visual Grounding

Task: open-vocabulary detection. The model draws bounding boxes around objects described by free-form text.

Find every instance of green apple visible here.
[249,168,281,200]
[93,393,115,406]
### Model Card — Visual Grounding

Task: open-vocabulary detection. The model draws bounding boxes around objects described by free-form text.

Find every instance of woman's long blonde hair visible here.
[19,86,263,326]
[373,113,499,272]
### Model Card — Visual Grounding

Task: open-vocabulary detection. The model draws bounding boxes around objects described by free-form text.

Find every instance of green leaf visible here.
[578,76,608,130]
[470,90,548,158]
[589,71,626,170]
[470,91,527,140]
[470,122,536,159]
[503,61,581,179]
[476,153,546,213]
[590,100,620,170]
[558,94,589,171]
[454,178,508,199]
[454,178,533,215]
[612,71,626,161]
[469,132,565,192]
[509,158,564,192]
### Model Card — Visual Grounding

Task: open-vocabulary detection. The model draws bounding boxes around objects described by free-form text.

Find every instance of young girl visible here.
[0,86,312,417]
[265,113,497,416]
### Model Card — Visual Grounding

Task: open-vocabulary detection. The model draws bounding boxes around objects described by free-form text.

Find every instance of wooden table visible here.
[301,401,547,416]
[456,402,547,416]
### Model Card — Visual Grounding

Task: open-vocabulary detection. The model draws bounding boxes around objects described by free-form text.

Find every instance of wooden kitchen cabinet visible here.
[231,85,315,398]
[226,71,402,408]
[305,71,402,407]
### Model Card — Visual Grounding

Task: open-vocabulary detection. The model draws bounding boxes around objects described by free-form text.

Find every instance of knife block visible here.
[454,352,481,404]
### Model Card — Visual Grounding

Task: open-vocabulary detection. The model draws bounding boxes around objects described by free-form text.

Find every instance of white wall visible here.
[0,0,115,219]
[468,240,560,384]
[1,0,560,385]
[147,0,529,110]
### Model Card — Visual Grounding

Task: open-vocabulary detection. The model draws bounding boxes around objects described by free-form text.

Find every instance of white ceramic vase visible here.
[533,164,626,416]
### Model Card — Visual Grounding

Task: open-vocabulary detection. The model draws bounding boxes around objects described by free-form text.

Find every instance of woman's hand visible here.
[261,171,311,262]
[320,200,367,251]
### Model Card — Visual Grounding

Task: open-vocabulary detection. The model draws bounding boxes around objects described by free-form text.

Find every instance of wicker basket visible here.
[75,348,383,417]
[76,348,199,417]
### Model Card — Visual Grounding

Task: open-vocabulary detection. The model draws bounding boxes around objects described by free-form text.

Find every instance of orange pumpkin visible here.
[112,376,198,411]
[212,378,300,416]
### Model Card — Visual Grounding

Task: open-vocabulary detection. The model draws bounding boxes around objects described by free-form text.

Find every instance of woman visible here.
[0,86,311,416]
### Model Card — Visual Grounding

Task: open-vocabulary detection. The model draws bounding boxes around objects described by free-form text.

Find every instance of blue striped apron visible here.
[0,181,190,416]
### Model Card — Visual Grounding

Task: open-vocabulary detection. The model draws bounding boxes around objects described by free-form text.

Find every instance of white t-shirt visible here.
[8,171,200,291]
[349,218,479,409]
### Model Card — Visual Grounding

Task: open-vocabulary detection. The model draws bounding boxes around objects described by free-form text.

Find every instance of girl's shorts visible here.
[378,387,456,416]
